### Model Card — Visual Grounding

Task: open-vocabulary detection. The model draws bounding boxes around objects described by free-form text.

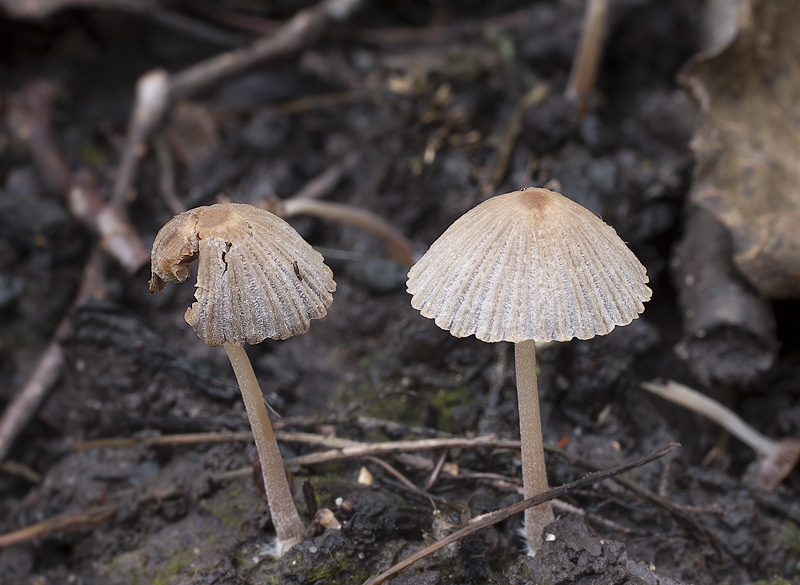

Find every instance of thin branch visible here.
[566,0,609,118]
[362,444,680,585]
[0,248,108,463]
[642,379,800,492]
[288,436,521,466]
[276,198,416,266]
[111,0,367,222]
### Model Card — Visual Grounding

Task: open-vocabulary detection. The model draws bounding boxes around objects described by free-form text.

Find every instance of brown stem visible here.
[566,0,609,118]
[223,343,305,550]
[279,198,415,266]
[515,339,554,551]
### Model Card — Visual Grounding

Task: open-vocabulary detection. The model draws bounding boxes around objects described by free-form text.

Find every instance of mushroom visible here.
[149,202,336,551]
[641,380,800,492]
[406,187,651,551]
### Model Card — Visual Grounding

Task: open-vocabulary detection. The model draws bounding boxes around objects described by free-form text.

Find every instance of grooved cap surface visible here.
[150,203,335,346]
[407,188,651,343]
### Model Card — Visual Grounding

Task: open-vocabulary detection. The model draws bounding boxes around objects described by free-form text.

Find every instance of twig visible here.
[110,0,368,226]
[6,80,71,194]
[7,81,149,274]
[642,379,800,492]
[69,170,150,273]
[551,499,636,535]
[0,248,108,463]
[566,0,609,118]
[110,69,170,208]
[362,444,679,585]
[0,505,115,547]
[151,9,247,47]
[274,198,416,265]
[545,441,721,558]
[288,436,521,467]
[288,151,360,200]
[0,485,181,548]
[482,83,549,196]
[423,450,448,492]
[168,0,366,100]
[153,135,185,215]
[364,455,421,494]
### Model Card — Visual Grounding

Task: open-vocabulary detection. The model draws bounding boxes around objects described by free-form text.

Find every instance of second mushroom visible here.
[407,188,651,551]
[149,202,336,552]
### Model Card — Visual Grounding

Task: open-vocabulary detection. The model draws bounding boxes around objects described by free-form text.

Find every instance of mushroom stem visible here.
[641,380,775,456]
[642,379,800,491]
[514,339,555,551]
[224,342,305,550]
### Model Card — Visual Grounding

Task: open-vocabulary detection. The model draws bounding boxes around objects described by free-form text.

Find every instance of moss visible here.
[764,520,800,579]
[429,385,472,433]
[151,546,195,585]
[199,481,259,530]
[285,549,372,584]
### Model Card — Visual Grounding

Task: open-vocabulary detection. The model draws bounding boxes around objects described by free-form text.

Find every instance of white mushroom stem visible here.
[515,339,555,551]
[641,380,775,456]
[224,342,305,550]
[641,380,800,491]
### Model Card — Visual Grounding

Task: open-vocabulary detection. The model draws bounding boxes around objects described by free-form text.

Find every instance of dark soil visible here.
[2,1,799,584]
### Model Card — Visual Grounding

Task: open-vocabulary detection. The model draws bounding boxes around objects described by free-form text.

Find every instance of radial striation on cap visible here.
[407,188,651,343]
[150,203,336,346]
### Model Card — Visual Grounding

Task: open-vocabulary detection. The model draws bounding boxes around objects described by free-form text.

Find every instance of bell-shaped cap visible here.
[150,203,336,346]
[407,188,651,343]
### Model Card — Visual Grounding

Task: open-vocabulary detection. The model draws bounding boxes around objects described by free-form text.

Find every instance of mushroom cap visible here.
[150,203,336,346]
[406,188,651,343]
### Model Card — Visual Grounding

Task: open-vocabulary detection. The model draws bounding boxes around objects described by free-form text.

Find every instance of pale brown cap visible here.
[407,188,651,343]
[150,203,336,346]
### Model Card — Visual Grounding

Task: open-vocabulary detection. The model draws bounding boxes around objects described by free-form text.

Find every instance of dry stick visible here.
[288,151,360,200]
[110,0,366,220]
[215,4,533,45]
[0,485,181,548]
[0,505,115,548]
[423,450,448,492]
[565,0,609,118]
[69,170,150,274]
[289,436,521,466]
[7,81,149,273]
[544,442,722,558]
[362,443,679,585]
[110,69,170,208]
[278,198,416,265]
[642,380,800,492]
[363,455,421,494]
[0,248,108,463]
[6,80,71,194]
[168,0,366,100]
[482,83,549,197]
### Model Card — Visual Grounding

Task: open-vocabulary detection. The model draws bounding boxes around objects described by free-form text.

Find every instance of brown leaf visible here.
[681,0,800,299]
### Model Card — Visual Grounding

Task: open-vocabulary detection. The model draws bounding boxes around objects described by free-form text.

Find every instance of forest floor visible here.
[2,1,799,584]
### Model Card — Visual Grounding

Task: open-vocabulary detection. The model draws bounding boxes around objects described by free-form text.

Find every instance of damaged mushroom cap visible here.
[150,203,336,346]
[407,188,651,343]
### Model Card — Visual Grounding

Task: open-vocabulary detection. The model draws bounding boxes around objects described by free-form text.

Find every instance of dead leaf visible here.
[681,0,800,299]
